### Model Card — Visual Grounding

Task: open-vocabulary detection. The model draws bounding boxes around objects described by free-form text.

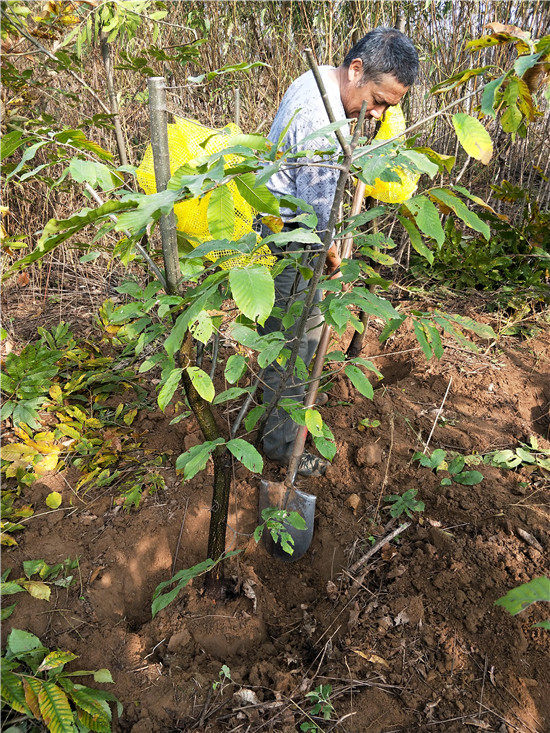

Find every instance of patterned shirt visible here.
[266,66,350,240]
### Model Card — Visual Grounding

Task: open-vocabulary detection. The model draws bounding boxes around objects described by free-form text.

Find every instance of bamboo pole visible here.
[147,76,181,295]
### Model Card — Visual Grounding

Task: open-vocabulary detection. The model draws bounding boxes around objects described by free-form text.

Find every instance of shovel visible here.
[259,181,366,561]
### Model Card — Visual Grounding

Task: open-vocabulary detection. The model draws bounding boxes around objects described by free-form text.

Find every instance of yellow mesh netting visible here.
[363,104,419,204]
[136,117,275,270]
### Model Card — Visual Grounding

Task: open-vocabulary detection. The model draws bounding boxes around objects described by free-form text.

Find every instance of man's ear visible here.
[348,58,364,82]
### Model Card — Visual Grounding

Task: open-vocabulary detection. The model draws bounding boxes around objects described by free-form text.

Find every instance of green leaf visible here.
[261,227,322,248]
[2,200,134,283]
[6,629,43,657]
[213,386,249,404]
[447,456,465,475]
[186,366,215,402]
[501,104,522,133]
[163,311,187,357]
[413,320,433,360]
[151,558,216,617]
[93,669,114,684]
[495,576,550,616]
[234,172,280,216]
[533,619,550,630]
[430,189,490,240]
[37,651,78,673]
[453,470,484,485]
[224,354,247,384]
[1,581,24,596]
[115,190,177,235]
[405,196,445,249]
[38,681,75,733]
[226,438,263,473]
[46,491,62,509]
[1,130,25,161]
[175,439,224,480]
[452,113,493,164]
[1,669,31,715]
[229,265,274,326]
[313,435,337,461]
[1,603,16,620]
[207,185,235,239]
[481,76,506,118]
[69,158,122,191]
[244,405,265,432]
[305,409,323,437]
[398,215,433,264]
[157,368,182,411]
[400,149,439,178]
[64,684,111,730]
[344,364,374,399]
[514,52,542,77]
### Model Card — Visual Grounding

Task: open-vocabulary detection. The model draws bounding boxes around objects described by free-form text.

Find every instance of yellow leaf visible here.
[85,418,102,429]
[45,491,62,509]
[262,215,284,233]
[34,452,59,477]
[20,580,51,601]
[352,650,390,668]
[123,408,137,426]
[23,678,43,720]
[49,385,63,402]
[452,113,493,165]
[1,444,33,462]
[1,532,18,546]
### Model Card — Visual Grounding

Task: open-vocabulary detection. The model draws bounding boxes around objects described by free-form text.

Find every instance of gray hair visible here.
[343,27,419,88]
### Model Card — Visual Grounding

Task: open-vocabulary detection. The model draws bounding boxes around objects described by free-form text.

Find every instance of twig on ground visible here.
[374,412,395,520]
[348,522,411,576]
[423,377,453,454]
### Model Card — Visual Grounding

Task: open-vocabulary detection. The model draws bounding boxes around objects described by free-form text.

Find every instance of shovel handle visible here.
[286,180,366,484]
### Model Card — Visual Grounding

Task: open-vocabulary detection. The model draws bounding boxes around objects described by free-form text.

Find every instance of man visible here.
[260,27,419,476]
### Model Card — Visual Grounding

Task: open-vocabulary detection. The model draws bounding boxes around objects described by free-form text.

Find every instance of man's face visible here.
[340,60,409,120]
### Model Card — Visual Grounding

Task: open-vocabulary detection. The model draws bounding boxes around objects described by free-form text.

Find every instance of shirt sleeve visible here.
[284,112,341,241]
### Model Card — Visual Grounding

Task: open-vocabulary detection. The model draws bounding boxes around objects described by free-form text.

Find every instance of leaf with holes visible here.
[404,196,445,249]
[175,439,225,480]
[495,576,550,616]
[224,354,247,384]
[226,438,263,473]
[305,409,323,437]
[186,366,215,402]
[157,368,182,411]
[37,651,78,673]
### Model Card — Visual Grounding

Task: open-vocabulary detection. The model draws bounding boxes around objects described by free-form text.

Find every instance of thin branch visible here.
[5,12,112,116]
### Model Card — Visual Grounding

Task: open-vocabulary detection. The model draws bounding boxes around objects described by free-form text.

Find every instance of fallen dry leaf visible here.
[352,650,390,668]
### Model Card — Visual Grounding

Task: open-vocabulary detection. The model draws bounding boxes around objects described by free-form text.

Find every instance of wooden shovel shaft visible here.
[287,180,366,483]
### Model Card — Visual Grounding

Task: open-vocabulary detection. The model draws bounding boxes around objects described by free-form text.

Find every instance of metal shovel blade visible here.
[258,479,316,561]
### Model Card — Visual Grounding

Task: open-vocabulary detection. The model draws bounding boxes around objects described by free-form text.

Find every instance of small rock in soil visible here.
[346,493,360,512]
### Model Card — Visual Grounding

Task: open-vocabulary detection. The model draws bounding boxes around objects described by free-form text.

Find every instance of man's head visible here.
[338,27,419,119]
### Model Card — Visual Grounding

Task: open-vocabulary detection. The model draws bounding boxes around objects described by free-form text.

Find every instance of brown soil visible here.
[2,304,549,733]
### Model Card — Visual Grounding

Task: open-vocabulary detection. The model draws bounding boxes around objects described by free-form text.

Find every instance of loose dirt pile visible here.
[2,303,549,732]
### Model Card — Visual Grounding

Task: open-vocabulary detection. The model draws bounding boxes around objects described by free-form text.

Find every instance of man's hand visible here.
[326,245,342,280]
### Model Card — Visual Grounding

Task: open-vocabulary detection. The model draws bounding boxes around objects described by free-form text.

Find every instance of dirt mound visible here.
[2,316,549,732]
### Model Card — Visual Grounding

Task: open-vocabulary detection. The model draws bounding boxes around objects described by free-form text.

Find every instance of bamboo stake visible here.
[147,77,181,295]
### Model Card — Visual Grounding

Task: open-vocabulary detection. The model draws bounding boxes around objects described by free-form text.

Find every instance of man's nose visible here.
[370,106,385,120]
